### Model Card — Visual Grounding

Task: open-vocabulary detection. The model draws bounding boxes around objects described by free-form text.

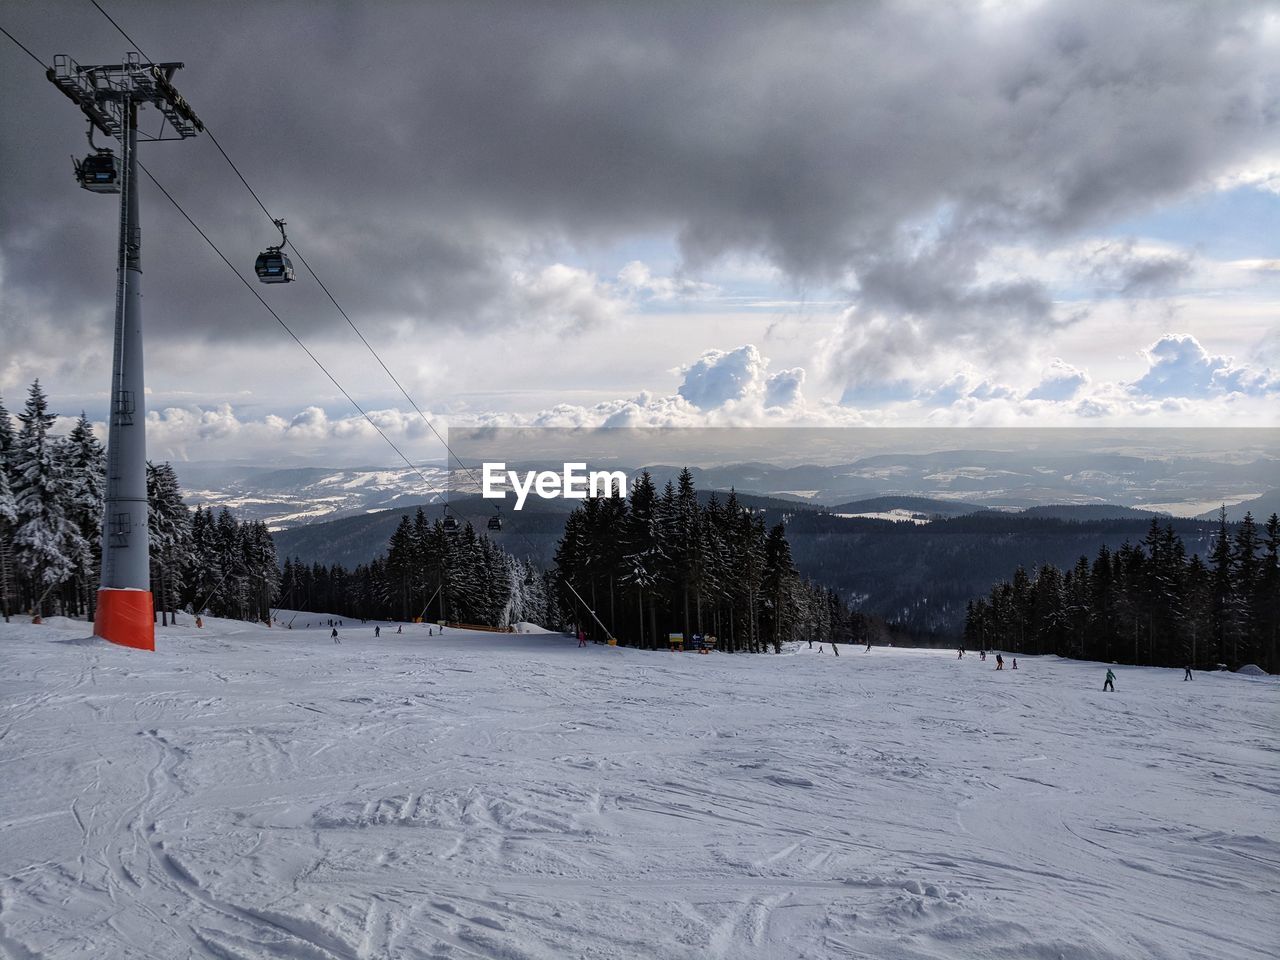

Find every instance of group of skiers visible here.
[328,621,416,643]
[958,647,1020,670]
[957,650,1196,691]
[322,619,1198,696]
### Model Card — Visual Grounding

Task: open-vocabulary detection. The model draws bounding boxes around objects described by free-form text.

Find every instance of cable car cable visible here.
[88,0,152,63]
[137,161,442,501]
[0,23,48,69]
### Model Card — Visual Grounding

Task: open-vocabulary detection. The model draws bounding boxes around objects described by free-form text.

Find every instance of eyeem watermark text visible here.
[482,462,628,510]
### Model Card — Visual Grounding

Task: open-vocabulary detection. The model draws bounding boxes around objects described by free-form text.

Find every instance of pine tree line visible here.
[0,382,279,623]
[964,514,1280,672]
[554,468,866,652]
[185,505,281,623]
[278,507,561,628]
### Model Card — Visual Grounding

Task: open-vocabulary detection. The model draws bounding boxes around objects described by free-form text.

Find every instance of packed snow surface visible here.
[1,617,1275,959]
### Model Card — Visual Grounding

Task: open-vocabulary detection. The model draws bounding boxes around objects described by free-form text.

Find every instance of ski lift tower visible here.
[47,53,203,650]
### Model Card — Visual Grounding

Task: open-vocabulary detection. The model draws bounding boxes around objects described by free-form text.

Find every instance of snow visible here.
[513,621,557,634]
[1,617,1275,959]
[1138,496,1266,518]
[834,509,931,524]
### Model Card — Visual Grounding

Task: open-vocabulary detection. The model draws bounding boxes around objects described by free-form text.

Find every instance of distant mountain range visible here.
[174,451,1278,530]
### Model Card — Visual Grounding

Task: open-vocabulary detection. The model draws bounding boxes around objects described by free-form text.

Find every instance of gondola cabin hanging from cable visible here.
[487,515,502,531]
[255,248,294,283]
[255,217,295,283]
[442,515,459,534]
[74,149,120,193]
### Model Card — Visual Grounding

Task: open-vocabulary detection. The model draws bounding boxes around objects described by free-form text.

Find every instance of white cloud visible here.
[1130,334,1280,399]
[615,261,718,302]
[1214,152,1280,195]
[1026,358,1089,401]
[509,264,626,333]
[676,345,773,410]
[504,260,718,335]
[764,367,805,408]
[28,332,1280,469]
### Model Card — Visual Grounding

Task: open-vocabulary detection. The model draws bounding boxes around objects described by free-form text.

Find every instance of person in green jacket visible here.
[1103,668,1115,692]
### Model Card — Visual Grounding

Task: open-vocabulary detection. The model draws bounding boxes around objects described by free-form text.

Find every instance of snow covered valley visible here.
[1,617,1276,959]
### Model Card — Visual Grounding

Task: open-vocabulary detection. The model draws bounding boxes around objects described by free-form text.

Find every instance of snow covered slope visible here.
[171,463,448,529]
[1,617,1275,959]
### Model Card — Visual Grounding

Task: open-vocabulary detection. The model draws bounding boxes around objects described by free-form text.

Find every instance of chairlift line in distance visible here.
[255,217,295,283]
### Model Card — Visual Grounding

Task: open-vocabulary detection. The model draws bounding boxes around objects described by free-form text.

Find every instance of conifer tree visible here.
[63,414,105,617]
[1233,512,1261,665]
[762,522,798,652]
[0,462,16,621]
[1209,508,1237,666]
[1261,514,1280,673]
[12,381,84,615]
[386,514,415,620]
[0,393,14,467]
[147,461,193,624]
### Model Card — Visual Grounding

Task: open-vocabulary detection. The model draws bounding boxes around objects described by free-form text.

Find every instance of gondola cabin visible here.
[75,151,120,193]
[442,515,459,534]
[255,248,295,283]
[487,515,502,531]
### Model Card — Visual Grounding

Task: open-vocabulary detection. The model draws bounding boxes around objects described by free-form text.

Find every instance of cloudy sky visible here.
[2,0,1278,465]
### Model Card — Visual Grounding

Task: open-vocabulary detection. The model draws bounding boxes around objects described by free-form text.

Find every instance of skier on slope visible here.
[331,627,340,645]
[995,654,1004,670]
[375,625,381,638]
[1012,658,1018,670]
[1104,668,1115,692]
[1184,664,1193,681]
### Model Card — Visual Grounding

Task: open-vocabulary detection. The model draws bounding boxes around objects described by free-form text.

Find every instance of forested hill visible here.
[273,489,813,569]
[782,512,1224,636]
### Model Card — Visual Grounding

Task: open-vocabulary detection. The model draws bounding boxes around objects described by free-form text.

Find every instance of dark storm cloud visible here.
[2,0,1277,372]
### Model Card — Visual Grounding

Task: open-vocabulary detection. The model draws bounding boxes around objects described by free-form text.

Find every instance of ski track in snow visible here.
[0,617,1276,959]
